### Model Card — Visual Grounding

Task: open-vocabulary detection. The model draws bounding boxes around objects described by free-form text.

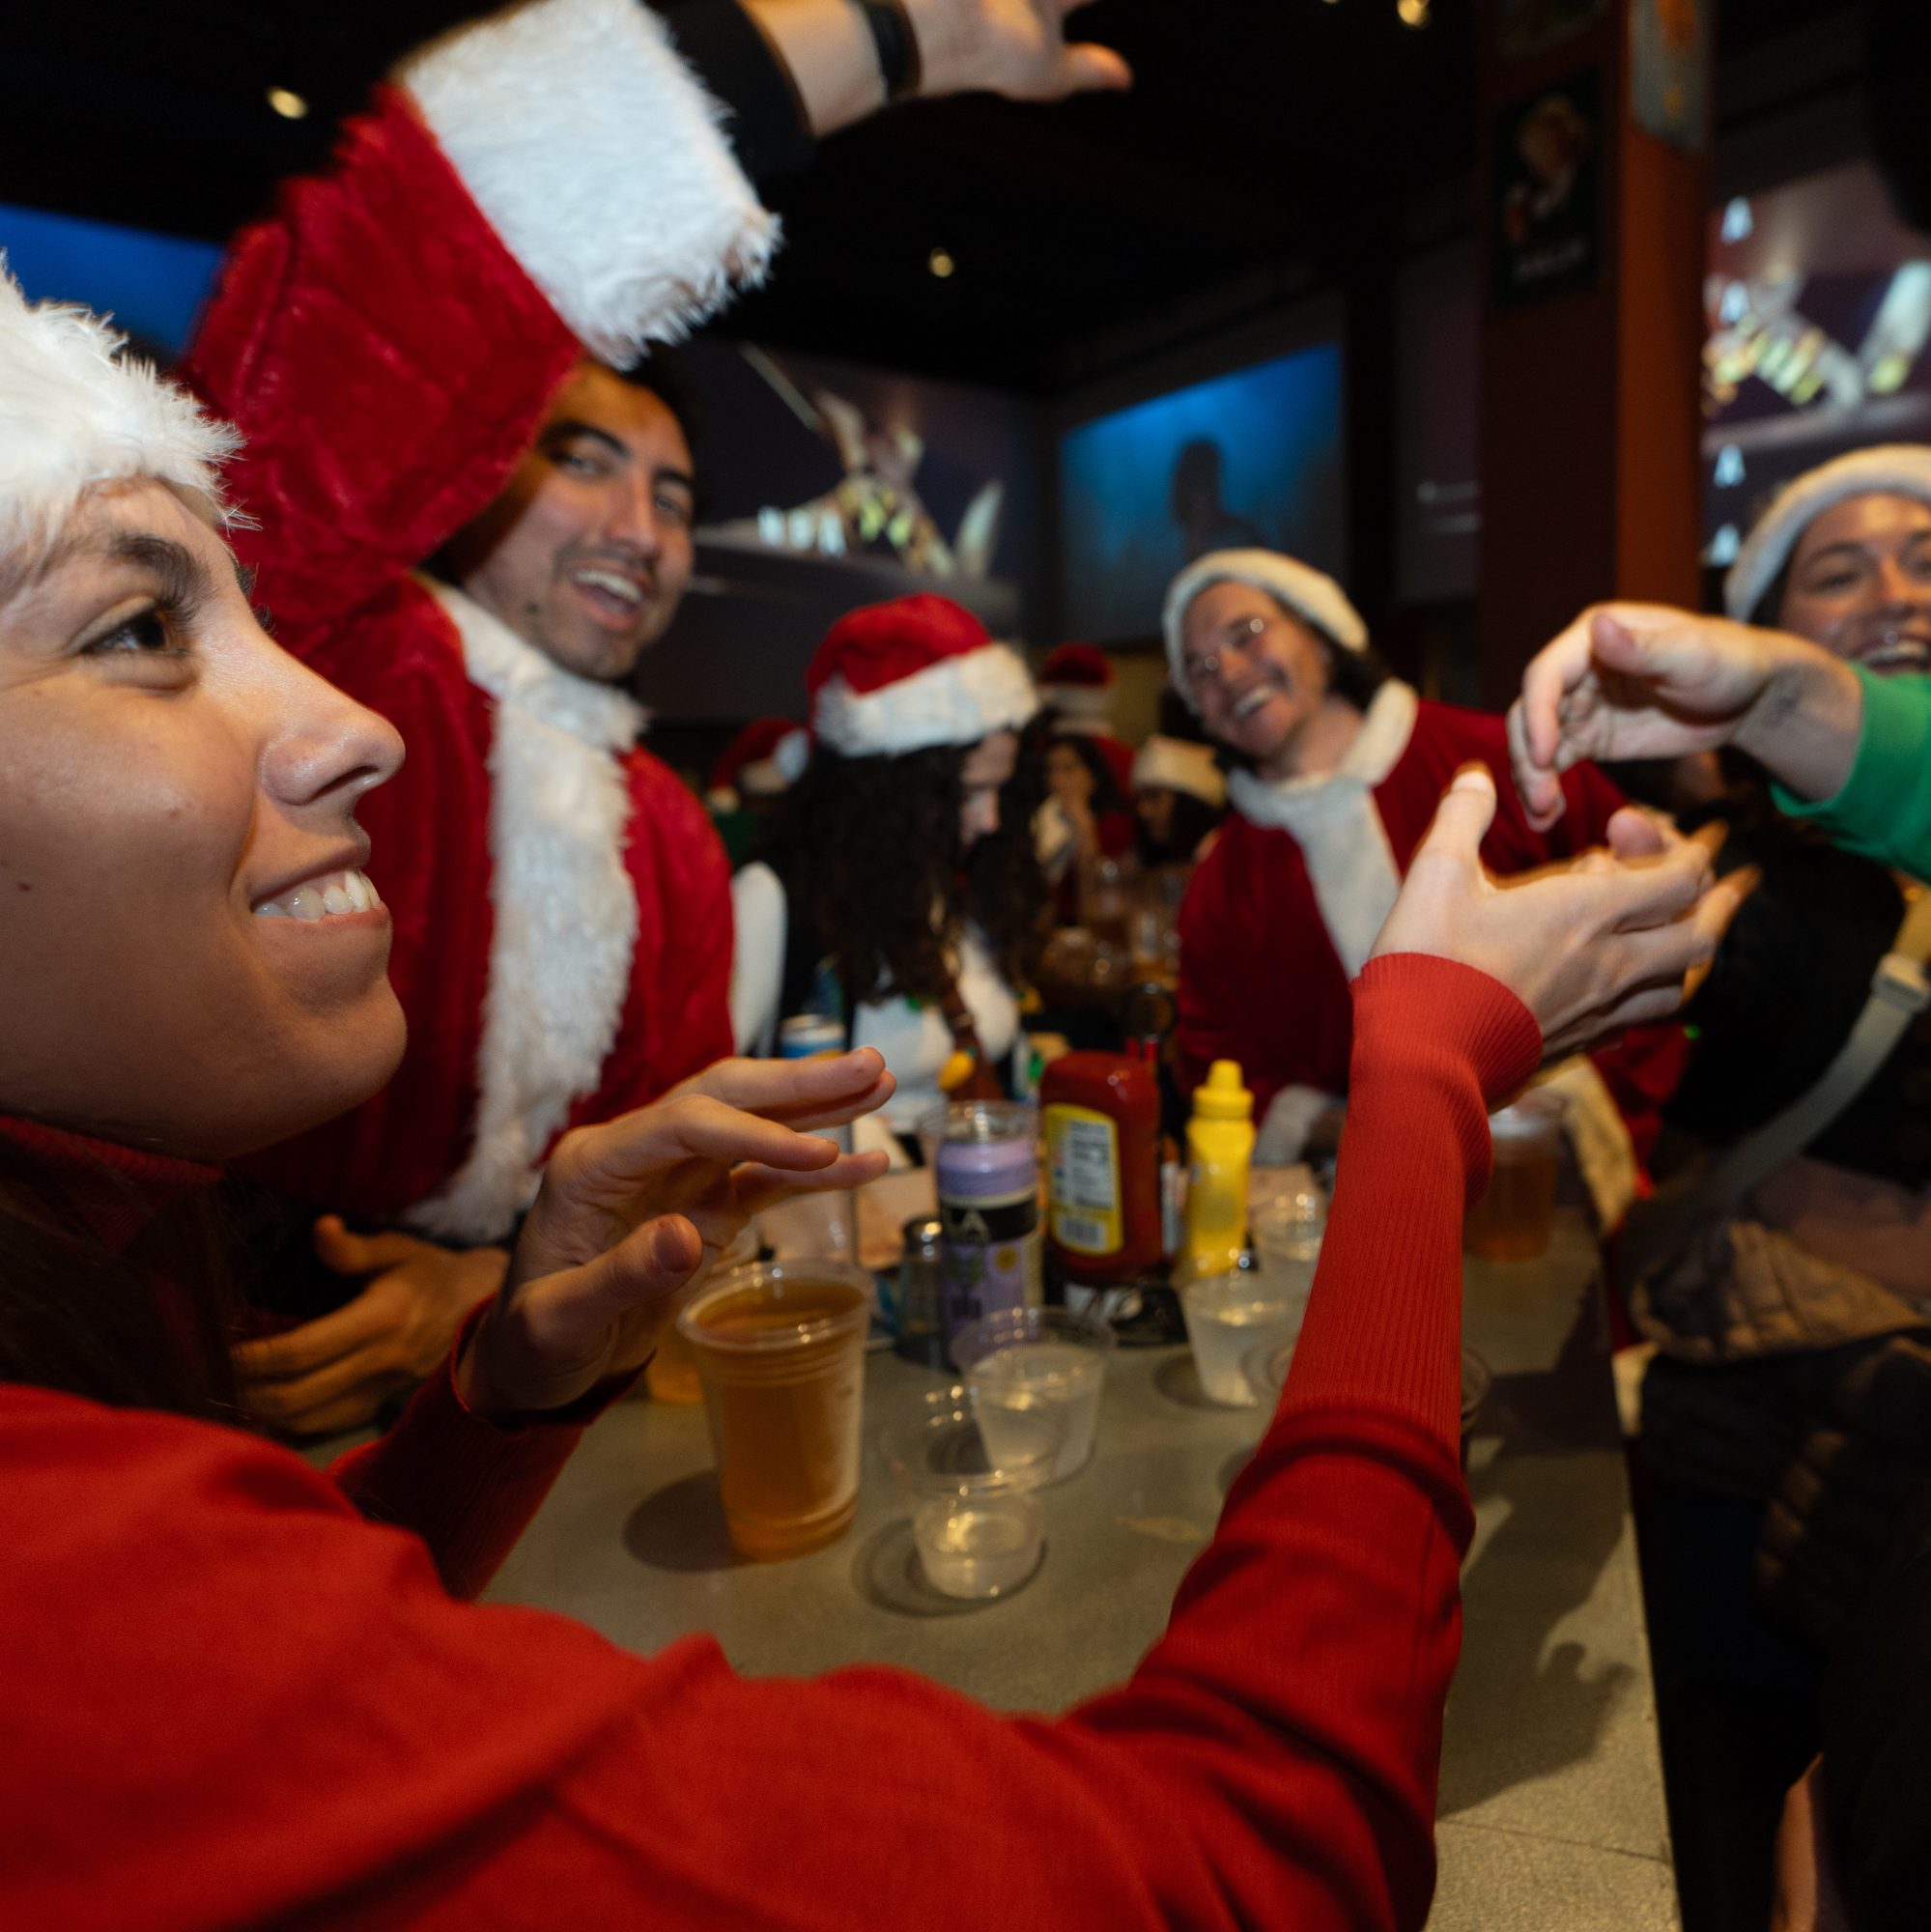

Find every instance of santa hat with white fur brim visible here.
[0,268,239,579]
[1037,641,1116,730]
[1723,444,1931,621]
[1131,734,1227,809]
[808,593,1037,759]
[1162,548,1367,710]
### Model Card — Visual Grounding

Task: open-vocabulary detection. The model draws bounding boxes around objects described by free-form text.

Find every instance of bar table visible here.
[463,1208,1679,1928]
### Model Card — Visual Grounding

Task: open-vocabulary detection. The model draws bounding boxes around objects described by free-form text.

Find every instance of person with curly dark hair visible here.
[729,595,1047,1147]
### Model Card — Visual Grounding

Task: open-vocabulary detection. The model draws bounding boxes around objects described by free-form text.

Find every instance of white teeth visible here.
[1233,689,1273,720]
[573,568,642,605]
[255,868,382,921]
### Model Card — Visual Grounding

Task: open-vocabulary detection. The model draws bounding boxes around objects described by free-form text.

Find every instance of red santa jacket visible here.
[179,16,774,1239]
[1177,684,1684,1180]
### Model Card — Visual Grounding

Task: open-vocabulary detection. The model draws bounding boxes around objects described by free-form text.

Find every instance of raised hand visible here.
[909,0,1134,101]
[1372,767,1743,1058]
[1507,604,1863,830]
[460,1049,894,1418]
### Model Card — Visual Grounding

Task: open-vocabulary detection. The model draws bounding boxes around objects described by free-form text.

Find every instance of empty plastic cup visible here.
[677,1260,873,1560]
[1180,1270,1307,1406]
[879,1385,1064,1601]
[951,1305,1115,1481]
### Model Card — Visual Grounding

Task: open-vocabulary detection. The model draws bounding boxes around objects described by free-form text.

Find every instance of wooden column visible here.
[1475,0,1713,709]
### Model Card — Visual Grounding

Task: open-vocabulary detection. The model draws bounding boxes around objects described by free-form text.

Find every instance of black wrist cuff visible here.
[854,0,923,102]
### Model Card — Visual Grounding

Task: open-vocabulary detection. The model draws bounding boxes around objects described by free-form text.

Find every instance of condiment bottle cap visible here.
[1192,1059,1253,1122]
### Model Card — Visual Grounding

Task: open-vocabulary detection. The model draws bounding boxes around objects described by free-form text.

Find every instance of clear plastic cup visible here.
[1464,1094,1564,1262]
[879,1385,1064,1601]
[950,1305,1116,1481]
[677,1260,873,1561]
[1251,1189,1327,1268]
[1180,1270,1308,1406]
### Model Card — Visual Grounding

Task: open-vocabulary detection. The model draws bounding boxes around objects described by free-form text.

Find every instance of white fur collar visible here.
[425,578,647,752]
[1224,680,1420,980]
[1224,680,1420,829]
[405,582,641,1241]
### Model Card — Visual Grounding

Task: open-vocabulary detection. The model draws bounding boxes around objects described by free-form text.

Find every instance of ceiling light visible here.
[267,87,309,120]
[1397,0,1430,24]
[927,247,955,279]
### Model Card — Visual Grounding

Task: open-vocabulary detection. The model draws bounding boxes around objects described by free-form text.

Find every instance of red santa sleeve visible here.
[180,0,773,646]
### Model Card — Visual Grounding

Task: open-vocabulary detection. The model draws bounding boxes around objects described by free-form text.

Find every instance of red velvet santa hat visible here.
[807,594,1037,758]
[1037,640,1116,731]
[706,715,803,807]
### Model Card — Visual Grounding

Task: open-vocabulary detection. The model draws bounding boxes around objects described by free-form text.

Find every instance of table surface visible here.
[467,1208,1678,1928]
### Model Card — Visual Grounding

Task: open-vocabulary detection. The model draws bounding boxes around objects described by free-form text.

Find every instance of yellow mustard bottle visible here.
[1183,1060,1254,1277]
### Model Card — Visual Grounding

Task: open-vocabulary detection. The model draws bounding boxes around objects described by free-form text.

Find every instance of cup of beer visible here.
[1462,1094,1565,1262]
[677,1260,873,1560]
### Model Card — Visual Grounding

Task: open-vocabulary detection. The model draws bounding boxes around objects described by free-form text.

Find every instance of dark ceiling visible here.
[5,0,1858,391]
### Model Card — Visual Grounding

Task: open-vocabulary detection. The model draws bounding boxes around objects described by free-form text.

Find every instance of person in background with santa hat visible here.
[1037,640,1136,790]
[1166,547,1680,1197]
[1131,732,1227,869]
[704,714,803,867]
[730,594,1046,1145]
[176,0,1131,1435]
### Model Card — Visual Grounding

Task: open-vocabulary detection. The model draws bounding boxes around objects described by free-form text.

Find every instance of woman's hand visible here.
[1372,767,1743,1058]
[459,1049,894,1419]
[1507,603,1864,829]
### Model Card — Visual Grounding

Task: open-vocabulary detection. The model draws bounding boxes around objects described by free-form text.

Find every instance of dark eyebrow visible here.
[540,418,630,461]
[107,532,221,612]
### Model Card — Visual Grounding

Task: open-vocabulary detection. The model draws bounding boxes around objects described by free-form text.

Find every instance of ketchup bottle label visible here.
[1045,1104,1122,1256]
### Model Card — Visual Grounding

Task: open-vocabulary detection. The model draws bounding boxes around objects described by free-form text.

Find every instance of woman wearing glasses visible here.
[1162,548,1675,1178]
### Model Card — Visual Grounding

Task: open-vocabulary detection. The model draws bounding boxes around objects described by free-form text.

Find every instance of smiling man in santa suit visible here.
[184,0,1131,1434]
[1165,548,1685,1216]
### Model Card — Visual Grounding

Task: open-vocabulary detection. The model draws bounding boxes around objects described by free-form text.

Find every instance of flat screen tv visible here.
[1058,341,1346,644]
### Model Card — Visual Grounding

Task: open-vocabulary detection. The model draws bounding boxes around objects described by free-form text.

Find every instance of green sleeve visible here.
[1772,668,1931,881]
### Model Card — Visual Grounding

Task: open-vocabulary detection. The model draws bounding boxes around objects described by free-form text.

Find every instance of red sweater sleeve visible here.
[2,958,1541,1932]
[327,1304,625,1601]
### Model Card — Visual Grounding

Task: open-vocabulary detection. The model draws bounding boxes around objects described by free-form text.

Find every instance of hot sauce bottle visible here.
[1041,1043,1163,1288]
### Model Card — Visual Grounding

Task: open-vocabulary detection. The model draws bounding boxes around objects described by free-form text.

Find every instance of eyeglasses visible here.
[1179,613,1269,693]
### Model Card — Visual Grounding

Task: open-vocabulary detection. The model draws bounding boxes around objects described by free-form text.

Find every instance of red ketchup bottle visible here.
[1041,1046,1163,1289]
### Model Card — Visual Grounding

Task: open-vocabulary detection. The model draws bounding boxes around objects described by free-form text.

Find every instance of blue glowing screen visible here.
[1059,342,1346,642]
[1,203,221,361]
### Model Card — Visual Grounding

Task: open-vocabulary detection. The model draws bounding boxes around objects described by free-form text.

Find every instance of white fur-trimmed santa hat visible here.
[0,268,239,582]
[808,593,1037,759]
[1162,548,1367,709]
[1130,734,1226,809]
[1724,444,1931,621]
[1038,640,1116,730]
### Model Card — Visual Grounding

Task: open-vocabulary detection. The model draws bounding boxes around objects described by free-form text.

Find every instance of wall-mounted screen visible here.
[1,202,220,361]
[1704,160,1931,565]
[1058,341,1346,643]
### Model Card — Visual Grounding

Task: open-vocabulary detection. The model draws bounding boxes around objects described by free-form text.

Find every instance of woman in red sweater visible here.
[0,270,1731,1927]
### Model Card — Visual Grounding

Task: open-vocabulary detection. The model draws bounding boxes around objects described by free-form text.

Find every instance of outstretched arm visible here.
[1508,605,1865,825]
